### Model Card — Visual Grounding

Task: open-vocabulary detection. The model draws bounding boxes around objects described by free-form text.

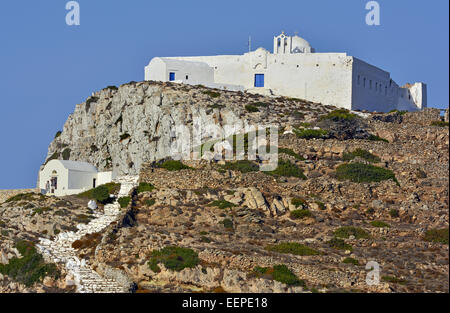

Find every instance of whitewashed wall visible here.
[145,48,427,112]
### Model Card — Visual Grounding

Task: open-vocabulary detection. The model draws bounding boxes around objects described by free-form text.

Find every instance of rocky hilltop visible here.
[1,81,449,293]
[44,81,339,176]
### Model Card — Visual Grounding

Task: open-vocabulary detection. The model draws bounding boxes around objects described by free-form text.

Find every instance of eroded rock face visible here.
[44,81,334,178]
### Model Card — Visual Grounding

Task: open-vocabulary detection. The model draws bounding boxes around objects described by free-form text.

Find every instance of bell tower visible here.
[273,31,292,54]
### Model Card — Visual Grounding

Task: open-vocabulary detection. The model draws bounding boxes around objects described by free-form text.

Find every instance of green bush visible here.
[335,163,398,185]
[221,160,259,173]
[320,109,358,122]
[327,238,353,251]
[291,198,307,208]
[207,200,236,210]
[423,228,449,245]
[334,226,370,239]
[271,265,305,286]
[157,160,192,171]
[342,149,381,163]
[367,134,389,143]
[278,148,305,160]
[0,241,60,287]
[342,257,359,265]
[290,209,312,219]
[137,182,155,194]
[382,275,407,285]
[265,242,320,256]
[370,221,390,228]
[5,193,42,203]
[294,128,329,139]
[147,246,199,272]
[145,199,156,206]
[91,185,110,203]
[32,207,51,216]
[315,201,326,210]
[431,121,449,127]
[389,209,400,218]
[54,131,62,139]
[221,218,233,229]
[118,197,131,208]
[265,159,306,179]
[252,265,305,287]
[245,104,260,112]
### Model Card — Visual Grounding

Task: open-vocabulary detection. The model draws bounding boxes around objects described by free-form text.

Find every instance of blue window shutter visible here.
[254,74,264,87]
[169,72,175,81]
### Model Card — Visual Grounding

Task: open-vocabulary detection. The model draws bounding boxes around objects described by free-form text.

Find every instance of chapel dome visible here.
[291,35,312,53]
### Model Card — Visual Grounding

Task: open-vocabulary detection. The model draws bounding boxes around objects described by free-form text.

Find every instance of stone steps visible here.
[36,175,139,293]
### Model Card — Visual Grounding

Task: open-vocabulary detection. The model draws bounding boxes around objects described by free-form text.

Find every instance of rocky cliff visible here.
[44,81,336,177]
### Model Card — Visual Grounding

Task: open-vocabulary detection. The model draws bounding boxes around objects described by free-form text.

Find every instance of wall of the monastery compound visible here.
[144,33,428,112]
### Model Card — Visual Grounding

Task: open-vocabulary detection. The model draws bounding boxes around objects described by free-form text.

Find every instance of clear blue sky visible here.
[0,0,448,189]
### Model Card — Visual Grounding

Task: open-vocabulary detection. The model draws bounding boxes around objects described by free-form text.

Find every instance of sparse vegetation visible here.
[118,197,131,208]
[371,221,390,228]
[202,90,221,98]
[431,121,449,127]
[147,246,199,272]
[252,265,306,287]
[245,104,260,112]
[144,199,156,206]
[62,148,71,160]
[221,160,259,173]
[423,228,449,245]
[389,209,400,218]
[221,218,233,229]
[342,257,359,265]
[157,160,192,171]
[342,149,381,163]
[291,198,307,208]
[265,159,306,179]
[137,182,155,194]
[327,238,353,251]
[334,226,370,239]
[293,128,329,139]
[382,275,407,285]
[335,163,398,185]
[367,134,389,143]
[315,201,326,210]
[32,207,51,216]
[0,241,60,287]
[5,193,45,203]
[320,109,358,122]
[54,131,62,139]
[207,200,236,210]
[44,152,60,165]
[278,147,305,160]
[290,209,312,219]
[266,242,320,256]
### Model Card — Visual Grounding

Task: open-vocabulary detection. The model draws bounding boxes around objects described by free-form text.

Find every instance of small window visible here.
[254,74,264,87]
[93,178,96,188]
[297,65,299,68]
[357,75,360,85]
[185,75,189,80]
[169,72,175,81]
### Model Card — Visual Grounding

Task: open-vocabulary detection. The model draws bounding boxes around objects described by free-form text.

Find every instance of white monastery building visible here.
[145,32,427,112]
[39,160,113,197]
